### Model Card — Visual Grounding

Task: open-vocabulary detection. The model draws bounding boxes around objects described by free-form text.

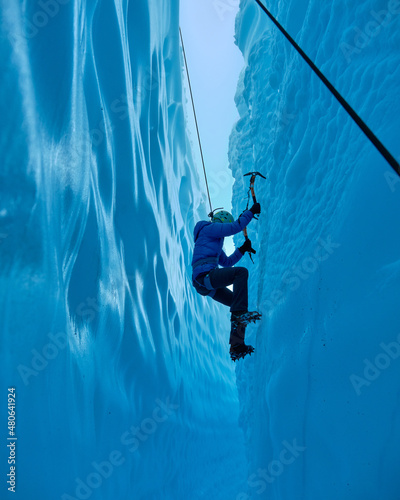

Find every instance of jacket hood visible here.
[193,220,212,241]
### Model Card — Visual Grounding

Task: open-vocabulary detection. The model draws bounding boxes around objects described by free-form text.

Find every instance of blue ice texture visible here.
[1,0,400,499]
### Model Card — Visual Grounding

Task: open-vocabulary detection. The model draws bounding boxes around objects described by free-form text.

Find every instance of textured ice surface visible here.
[230,0,400,498]
[2,0,400,499]
[0,1,246,498]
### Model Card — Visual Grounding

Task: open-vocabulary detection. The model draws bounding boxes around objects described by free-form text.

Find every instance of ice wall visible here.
[0,1,246,498]
[229,0,400,499]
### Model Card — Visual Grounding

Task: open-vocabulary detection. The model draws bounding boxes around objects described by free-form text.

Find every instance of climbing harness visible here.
[253,0,400,177]
[192,257,219,270]
[192,271,216,297]
[242,171,266,263]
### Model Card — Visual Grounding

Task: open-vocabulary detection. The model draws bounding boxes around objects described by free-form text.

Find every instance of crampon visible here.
[231,311,262,327]
[230,343,255,362]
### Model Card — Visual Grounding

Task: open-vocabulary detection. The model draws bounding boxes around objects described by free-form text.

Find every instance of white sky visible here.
[179,0,244,217]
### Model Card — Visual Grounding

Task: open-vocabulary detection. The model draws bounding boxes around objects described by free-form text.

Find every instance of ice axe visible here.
[242,171,266,262]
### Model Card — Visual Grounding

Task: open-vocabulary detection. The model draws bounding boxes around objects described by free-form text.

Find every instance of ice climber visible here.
[191,203,262,361]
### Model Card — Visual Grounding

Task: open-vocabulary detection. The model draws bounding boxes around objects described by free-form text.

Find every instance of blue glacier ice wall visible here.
[230,0,400,498]
[0,1,247,498]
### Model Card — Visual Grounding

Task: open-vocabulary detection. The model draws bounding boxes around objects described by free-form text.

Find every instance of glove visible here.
[239,239,255,255]
[249,202,261,215]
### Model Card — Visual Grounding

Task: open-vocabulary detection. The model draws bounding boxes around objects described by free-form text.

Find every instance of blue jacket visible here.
[191,210,254,279]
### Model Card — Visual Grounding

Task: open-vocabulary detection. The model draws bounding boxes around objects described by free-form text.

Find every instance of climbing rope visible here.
[253,0,400,177]
[179,27,214,214]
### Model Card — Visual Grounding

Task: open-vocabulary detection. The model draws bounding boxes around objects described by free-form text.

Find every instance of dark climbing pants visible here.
[194,267,248,313]
[207,267,248,313]
[193,267,249,344]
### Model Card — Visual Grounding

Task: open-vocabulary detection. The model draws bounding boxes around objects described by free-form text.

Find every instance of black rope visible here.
[179,27,214,213]
[253,0,400,177]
